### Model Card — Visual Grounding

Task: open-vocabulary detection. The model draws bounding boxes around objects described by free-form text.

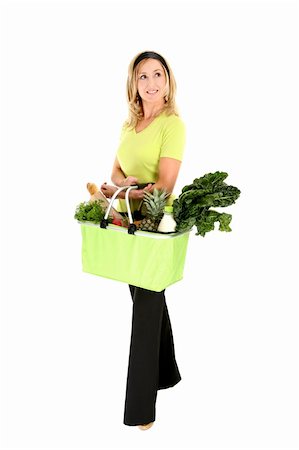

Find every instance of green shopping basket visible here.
[78,185,190,292]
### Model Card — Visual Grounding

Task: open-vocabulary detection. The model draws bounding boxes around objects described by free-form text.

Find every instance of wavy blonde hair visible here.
[123,51,180,130]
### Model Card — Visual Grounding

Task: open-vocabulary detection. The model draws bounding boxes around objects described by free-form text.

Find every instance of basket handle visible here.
[100,185,138,235]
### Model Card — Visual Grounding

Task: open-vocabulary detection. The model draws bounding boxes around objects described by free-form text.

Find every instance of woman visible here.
[101,50,186,430]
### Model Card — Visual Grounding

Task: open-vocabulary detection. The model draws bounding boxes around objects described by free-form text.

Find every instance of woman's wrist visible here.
[116,188,137,199]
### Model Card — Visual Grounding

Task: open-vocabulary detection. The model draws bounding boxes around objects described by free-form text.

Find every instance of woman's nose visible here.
[146,84,158,89]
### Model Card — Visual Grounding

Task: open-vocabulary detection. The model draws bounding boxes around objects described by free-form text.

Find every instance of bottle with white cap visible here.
[157,205,177,233]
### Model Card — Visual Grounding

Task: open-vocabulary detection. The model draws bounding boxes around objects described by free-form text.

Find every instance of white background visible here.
[1,0,298,449]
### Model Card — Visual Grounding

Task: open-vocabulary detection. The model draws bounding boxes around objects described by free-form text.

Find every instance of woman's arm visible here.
[100,183,153,199]
[111,156,126,186]
[102,157,181,199]
[146,157,182,194]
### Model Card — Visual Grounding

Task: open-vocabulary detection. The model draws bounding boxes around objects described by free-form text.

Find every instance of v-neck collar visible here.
[134,111,165,134]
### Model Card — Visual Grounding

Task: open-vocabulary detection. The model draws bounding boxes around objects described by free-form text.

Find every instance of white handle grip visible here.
[104,185,138,224]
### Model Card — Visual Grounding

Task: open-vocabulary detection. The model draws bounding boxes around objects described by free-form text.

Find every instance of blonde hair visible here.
[123,51,180,130]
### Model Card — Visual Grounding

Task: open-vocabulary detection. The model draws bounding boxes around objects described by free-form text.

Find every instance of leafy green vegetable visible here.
[173,171,241,236]
[74,199,109,224]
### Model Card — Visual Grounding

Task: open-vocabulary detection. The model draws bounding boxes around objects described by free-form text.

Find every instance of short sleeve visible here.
[160,116,186,161]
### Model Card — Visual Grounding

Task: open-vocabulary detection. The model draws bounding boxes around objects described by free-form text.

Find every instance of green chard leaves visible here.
[173,171,241,237]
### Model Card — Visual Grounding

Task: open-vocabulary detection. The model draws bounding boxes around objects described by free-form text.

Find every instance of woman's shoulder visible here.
[160,112,186,136]
[160,111,186,127]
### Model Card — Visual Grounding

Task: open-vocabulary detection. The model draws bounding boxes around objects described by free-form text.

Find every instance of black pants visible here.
[123,284,181,426]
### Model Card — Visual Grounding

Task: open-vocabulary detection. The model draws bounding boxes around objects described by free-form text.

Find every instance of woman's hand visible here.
[100,182,153,200]
[121,176,139,187]
[131,184,153,200]
[100,182,118,198]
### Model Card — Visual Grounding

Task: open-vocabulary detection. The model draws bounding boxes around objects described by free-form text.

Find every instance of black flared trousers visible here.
[123,284,181,426]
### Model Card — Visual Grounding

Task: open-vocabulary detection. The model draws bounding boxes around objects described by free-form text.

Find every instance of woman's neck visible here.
[141,103,165,120]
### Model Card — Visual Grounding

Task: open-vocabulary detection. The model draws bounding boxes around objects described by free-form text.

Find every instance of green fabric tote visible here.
[79,185,190,292]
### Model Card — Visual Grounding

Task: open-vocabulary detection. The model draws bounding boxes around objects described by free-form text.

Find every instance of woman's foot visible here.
[138,421,154,430]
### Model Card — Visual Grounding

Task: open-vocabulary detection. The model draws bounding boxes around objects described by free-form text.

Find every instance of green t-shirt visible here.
[114,111,186,213]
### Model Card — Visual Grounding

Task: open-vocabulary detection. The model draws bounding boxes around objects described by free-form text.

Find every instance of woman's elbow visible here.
[154,181,175,195]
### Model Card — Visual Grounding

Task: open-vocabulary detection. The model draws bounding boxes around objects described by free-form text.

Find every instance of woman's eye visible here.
[140,73,161,80]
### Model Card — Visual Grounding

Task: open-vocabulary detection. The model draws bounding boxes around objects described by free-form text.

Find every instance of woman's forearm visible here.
[101,182,147,201]
[116,190,130,199]
[101,183,140,199]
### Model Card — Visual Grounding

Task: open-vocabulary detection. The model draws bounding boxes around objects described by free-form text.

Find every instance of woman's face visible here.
[136,58,167,106]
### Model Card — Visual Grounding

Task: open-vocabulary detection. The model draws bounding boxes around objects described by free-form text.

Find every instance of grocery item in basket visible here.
[87,182,128,227]
[137,188,170,232]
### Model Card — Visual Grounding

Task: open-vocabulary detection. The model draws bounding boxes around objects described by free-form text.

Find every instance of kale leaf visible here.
[173,171,241,236]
